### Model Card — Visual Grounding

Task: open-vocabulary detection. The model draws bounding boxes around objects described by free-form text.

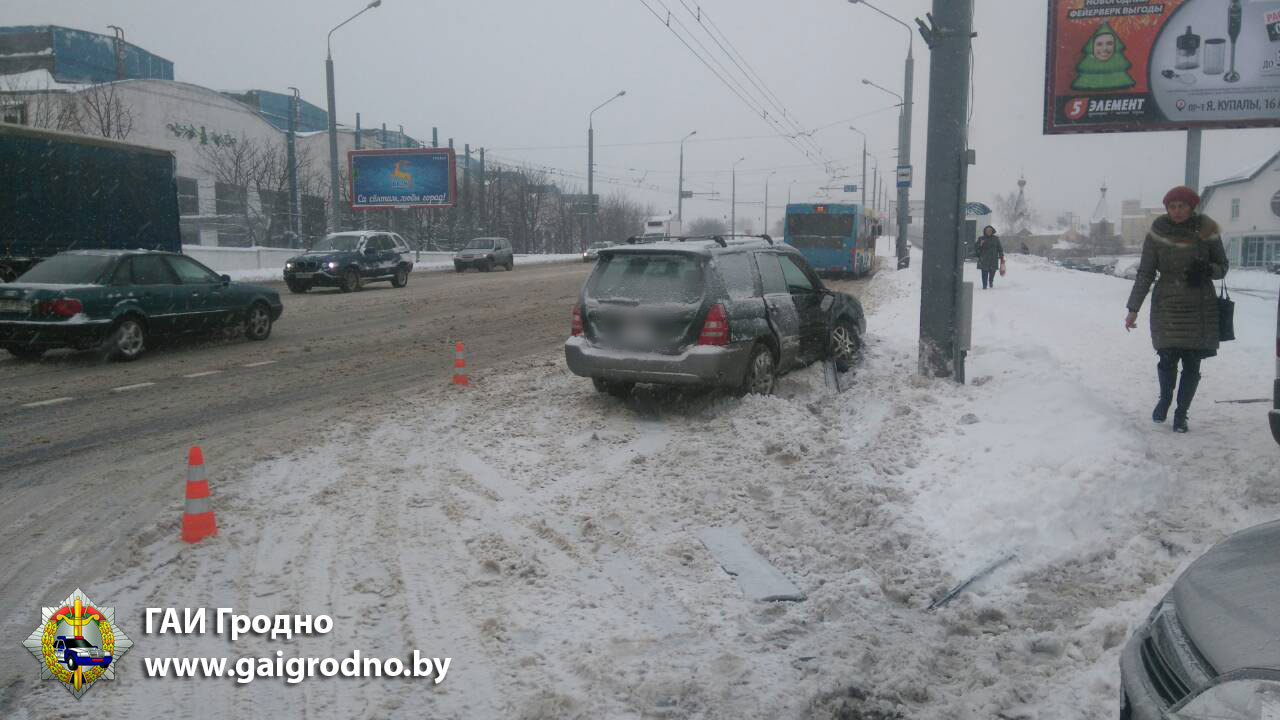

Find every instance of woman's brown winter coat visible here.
[1126,213,1228,354]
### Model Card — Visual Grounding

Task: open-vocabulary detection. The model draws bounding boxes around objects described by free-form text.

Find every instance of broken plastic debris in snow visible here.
[697,527,806,602]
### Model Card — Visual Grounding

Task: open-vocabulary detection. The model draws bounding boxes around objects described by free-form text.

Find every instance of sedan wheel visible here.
[830,320,863,373]
[108,317,146,362]
[340,268,361,293]
[66,654,77,670]
[740,344,776,395]
[244,303,272,341]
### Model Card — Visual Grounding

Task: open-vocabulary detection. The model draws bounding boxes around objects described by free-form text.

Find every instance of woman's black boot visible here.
[1172,370,1200,433]
[1152,362,1176,423]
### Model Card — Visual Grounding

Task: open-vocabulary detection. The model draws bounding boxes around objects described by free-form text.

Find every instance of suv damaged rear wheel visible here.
[739,344,776,395]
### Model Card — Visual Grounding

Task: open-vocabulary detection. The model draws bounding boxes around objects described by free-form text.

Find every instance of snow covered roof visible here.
[1201,150,1280,207]
[0,68,88,92]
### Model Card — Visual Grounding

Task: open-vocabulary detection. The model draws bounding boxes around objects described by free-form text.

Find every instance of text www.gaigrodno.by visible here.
[143,650,451,685]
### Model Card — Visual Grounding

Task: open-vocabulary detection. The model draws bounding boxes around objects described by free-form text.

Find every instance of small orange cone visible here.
[452,341,469,386]
[181,446,218,543]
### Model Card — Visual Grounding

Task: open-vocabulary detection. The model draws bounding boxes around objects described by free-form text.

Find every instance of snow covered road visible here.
[6,253,1276,719]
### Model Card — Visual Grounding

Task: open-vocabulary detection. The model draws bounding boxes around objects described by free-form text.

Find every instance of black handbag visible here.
[1218,281,1235,342]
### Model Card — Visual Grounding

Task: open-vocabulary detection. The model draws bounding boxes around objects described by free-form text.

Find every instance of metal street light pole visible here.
[587,90,626,245]
[731,156,746,235]
[787,179,798,204]
[764,170,778,235]
[678,130,696,223]
[326,0,383,233]
[848,0,913,269]
[848,126,868,212]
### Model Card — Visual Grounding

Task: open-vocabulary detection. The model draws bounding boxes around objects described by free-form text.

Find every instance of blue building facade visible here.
[0,25,174,83]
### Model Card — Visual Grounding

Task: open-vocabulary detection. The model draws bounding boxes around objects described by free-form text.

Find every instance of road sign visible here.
[565,194,599,210]
[680,190,694,199]
[896,165,913,188]
[349,148,456,210]
[842,184,858,193]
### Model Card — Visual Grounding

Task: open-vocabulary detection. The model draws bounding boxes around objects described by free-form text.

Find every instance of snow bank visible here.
[20,251,1276,720]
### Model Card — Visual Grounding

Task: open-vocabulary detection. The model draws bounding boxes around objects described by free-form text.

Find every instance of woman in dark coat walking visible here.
[1125,185,1228,433]
[976,225,1004,289]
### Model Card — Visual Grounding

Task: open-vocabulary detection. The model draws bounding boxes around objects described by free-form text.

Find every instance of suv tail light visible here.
[698,303,729,346]
[571,304,583,336]
[37,298,83,318]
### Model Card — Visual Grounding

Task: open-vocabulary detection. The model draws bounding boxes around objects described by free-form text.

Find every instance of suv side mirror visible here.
[220,274,231,285]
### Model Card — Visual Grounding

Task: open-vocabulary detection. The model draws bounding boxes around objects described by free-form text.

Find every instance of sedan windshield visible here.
[63,638,93,649]
[17,254,115,284]
[464,238,496,250]
[310,234,361,252]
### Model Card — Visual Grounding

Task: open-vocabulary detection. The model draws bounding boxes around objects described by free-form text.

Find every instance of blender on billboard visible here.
[1045,0,1280,133]
[349,147,456,210]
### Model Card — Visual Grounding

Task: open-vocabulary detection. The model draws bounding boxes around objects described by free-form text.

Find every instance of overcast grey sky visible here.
[11,0,1280,230]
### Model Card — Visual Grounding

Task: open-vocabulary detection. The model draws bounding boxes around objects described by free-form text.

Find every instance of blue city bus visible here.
[783,203,877,277]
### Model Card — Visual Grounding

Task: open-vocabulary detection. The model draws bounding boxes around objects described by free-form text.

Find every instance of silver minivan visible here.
[1119,520,1280,718]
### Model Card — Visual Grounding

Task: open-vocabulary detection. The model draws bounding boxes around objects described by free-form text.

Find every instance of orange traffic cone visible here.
[452,341,469,386]
[181,446,218,543]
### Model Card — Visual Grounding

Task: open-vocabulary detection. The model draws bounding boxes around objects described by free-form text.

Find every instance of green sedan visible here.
[0,250,283,361]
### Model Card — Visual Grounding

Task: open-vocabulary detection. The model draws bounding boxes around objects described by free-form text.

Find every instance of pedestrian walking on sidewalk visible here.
[976,225,1004,289]
[1124,185,1228,433]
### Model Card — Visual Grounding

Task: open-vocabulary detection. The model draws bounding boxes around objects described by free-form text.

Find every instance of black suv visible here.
[564,236,865,396]
[283,231,413,293]
[454,237,514,272]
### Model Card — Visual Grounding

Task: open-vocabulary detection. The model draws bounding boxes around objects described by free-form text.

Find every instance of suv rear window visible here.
[587,253,705,304]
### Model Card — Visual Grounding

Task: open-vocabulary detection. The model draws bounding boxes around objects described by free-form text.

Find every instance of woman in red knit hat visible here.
[1124,185,1228,432]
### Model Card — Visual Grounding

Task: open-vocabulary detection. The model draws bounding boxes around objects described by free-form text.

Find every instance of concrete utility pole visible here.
[587,90,626,245]
[326,0,382,233]
[918,0,975,380]
[731,156,746,234]
[1185,129,1202,193]
[764,170,778,235]
[478,147,486,231]
[677,130,696,223]
[287,87,301,240]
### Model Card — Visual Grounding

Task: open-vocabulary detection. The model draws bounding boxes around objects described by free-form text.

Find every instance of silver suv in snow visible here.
[564,236,865,396]
[1119,519,1280,719]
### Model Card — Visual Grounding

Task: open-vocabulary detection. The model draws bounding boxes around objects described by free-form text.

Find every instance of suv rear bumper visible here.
[564,336,753,387]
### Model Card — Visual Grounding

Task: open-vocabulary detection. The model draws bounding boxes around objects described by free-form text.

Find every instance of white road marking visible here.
[21,397,74,408]
[111,382,156,393]
[243,360,276,368]
[184,370,223,378]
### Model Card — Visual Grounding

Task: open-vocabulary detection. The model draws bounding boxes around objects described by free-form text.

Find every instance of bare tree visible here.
[0,77,79,131]
[686,217,728,236]
[994,191,1037,235]
[74,82,134,140]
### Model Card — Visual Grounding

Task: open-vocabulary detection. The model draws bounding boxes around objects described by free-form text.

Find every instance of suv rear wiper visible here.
[593,297,640,306]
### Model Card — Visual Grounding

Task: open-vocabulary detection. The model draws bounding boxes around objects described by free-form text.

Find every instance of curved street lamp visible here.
[326,0,384,232]
[847,0,913,269]
[587,90,626,244]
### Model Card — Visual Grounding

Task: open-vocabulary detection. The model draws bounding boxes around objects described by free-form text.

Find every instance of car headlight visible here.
[327,261,338,270]
[1172,680,1280,719]
[285,261,294,269]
